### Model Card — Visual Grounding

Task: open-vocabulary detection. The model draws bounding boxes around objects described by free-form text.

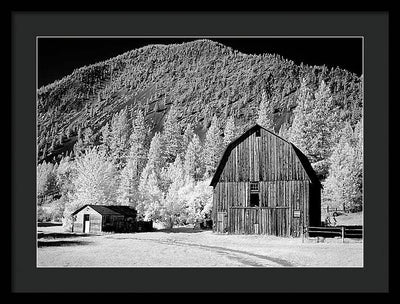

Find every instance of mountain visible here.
[37,39,363,163]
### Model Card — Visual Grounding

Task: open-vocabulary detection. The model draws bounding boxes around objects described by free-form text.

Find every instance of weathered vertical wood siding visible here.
[212,126,320,237]
[73,206,102,233]
[218,128,309,182]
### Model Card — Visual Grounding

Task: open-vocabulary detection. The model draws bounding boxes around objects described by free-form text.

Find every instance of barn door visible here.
[83,214,90,233]
[270,208,289,236]
[217,212,228,233]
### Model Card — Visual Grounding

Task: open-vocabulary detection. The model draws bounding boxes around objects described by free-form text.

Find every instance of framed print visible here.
[11,11,389,293]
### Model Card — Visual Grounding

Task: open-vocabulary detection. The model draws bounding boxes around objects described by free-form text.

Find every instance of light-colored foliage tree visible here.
[256,91,274,131]
[322,122,363,212]
[182,123,195,156]
[117,109,149,206]
[183,133,203,182]
[223,116,236,148]
[139,132,164,188]
[109,108,130,169]
[203,115,223,178]
[37,161,58,205]
[159,155,186,228]
[161,105,182,164]
[183,179,213,224]
[62,148,118,230]
[137,171,163,221]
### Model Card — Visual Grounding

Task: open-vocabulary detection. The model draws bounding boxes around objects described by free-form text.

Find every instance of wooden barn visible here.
[71,205,138,234]
[210,124,321,237]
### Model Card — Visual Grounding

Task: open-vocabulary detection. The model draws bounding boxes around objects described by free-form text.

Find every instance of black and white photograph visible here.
[35,36,365,268]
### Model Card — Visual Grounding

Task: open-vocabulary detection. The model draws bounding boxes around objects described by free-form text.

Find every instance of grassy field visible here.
[37,224,363,268]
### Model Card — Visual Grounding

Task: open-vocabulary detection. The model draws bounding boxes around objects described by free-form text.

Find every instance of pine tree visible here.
[183,134,203,181]
[223,116,236,147]
[256,91,274,131]
[161,105,182,163]
[288,80,341,177]
[83,127,95,148]
[117,110,149,206]
[203,115,223,178]
[74,127,84,155]
[109,109,130,169]
[139,132,164,190]
[288,79,313,154]
[182,123,195,155]
[99,122,111,156]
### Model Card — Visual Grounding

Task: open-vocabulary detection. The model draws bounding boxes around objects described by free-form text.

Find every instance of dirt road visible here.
[37,226,363,267]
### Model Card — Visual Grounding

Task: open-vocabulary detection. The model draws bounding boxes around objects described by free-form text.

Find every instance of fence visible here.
[325,205,347,214]
[302,225,363,243]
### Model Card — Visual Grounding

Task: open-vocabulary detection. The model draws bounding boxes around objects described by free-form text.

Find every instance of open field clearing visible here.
[37,224,363,267]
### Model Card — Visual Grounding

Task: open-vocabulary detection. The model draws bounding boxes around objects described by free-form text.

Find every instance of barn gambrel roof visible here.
[209,124,322,188]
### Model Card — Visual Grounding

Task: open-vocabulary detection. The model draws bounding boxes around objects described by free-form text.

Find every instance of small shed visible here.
[71,204,137,234]
[210,124,321,237]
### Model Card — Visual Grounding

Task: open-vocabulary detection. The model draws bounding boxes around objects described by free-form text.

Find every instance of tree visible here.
[256,91,274,131]
[99,122,111,156]
[63,147,118,230]
[109,109,130,169]
[74,127,84,154]
[139,132,164,187]
[117,109,149,206]
[223,116,236,147]
[182,123,195,156]
[322,122,363,212]
[278,121,290,140]
[137,171,163,221]
[161,105,182,163]
[202,115,223,178]
[37,161,58,205]
[183,134,203,181]
[288,79,341,177]
[183,179,213,224]
[74,127,96,155]
[159,155,186,228]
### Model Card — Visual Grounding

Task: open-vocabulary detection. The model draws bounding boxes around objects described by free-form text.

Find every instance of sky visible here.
[38,37,362,88]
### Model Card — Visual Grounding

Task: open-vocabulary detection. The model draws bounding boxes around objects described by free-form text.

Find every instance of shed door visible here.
[217,212,228,233]
[83,214,90,233]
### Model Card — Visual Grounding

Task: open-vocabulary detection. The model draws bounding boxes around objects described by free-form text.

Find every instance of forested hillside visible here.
[37,39,363,228]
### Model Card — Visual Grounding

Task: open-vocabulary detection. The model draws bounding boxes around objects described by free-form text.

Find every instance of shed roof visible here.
[71,204,137,217]
[209,124,321,188]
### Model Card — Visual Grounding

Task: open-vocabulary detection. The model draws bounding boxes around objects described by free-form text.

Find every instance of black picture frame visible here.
[11,11,389,293]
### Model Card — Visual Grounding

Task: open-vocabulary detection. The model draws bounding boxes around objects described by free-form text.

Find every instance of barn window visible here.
[250,193,260,207]
[255,129,261,137]
[250,182,259,192]
[250,182,260,207]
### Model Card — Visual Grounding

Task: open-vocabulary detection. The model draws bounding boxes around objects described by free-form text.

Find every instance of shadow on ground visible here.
[37,240,92,248]
[156,227,208,234]
[37,222,63,227]
[37,232,93,239]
